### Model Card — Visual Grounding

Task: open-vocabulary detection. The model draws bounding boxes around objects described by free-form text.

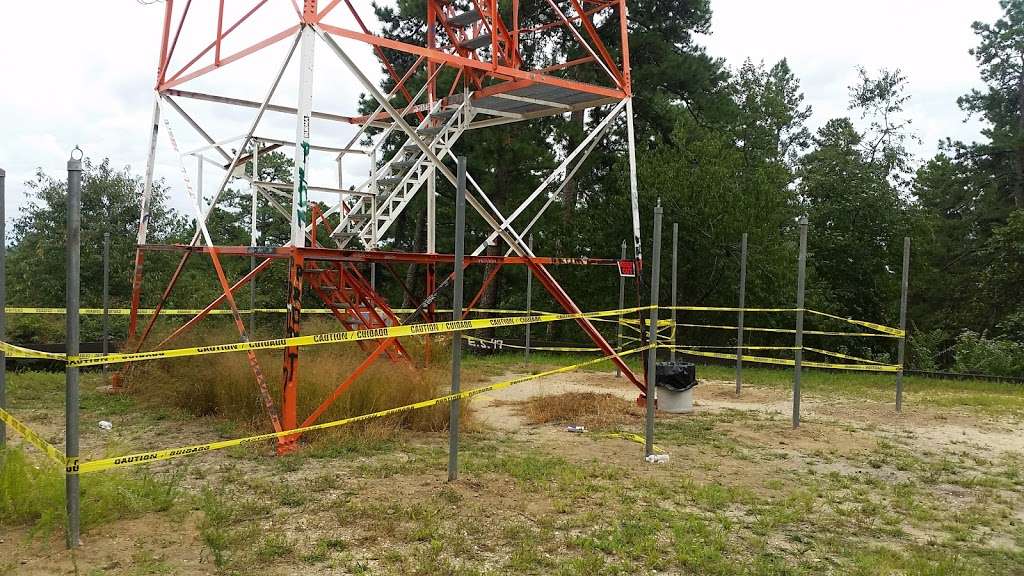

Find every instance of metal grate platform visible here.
[461,83,619,125]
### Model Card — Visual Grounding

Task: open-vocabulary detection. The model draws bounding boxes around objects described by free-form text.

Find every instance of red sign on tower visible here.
[617,260,636,278]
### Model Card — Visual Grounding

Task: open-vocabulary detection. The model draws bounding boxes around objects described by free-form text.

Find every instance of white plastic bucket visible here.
[657,386,694,414]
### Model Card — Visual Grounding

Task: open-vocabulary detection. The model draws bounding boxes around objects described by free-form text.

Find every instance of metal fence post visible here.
[670,223,678,362]
[616,240,626,377]
[448,156,467,482]
[736,233,747,396]
[66,149,83,548]
[524,234,532,363]
[0,167,6,449]
[102,232,110,385]
[793,216,807,429]
[645,202,663,458]
[896,237,910,412]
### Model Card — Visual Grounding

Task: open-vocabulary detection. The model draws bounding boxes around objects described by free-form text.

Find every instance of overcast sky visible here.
[700,0,1002,156]
[0,0,1007,226]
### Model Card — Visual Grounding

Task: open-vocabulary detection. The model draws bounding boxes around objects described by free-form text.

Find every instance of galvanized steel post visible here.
[793,217,807,428]
[645,202,663,457]
[616,240,626,377]
[102,232,110,385]
[524,234,533,363]
[66,150,83,548]
[670,223,678,362]
[448,156,467,482]
[896,237,910,412]
[736,233,747,396]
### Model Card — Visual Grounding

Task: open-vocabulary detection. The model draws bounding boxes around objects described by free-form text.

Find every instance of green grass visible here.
[44,421,1010,576]
[4,371,69,409]
[3,342,1023,573]
[700,363,1024,411]
[0,446,180,536]
[198,487,300,571]
[467,349,1013,394]
[468,351,1024,417]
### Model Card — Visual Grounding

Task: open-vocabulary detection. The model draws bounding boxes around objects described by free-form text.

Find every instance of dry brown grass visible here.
[511,391,642,430]
[122,317,469,437]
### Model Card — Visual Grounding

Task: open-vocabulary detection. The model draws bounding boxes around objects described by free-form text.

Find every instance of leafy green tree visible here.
[798,118,910,325]
[7,158,182,308]
[849,67,918,187]
[625,0,731,141]
[734,58,812,167]
[979,210,1024,338]
[367,1,558,321]
[795,66,916,341]
[959,0,1024,209]
[911,149,1006,335]
[910,1,1024,352]
[544,0,735,323]
[204,149,294,248]
[577,58,808,339]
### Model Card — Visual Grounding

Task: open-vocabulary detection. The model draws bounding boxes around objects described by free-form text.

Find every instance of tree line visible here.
[7,0,1024,376]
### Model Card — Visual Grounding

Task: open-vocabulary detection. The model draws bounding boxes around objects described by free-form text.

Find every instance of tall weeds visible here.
[124,318,467,439]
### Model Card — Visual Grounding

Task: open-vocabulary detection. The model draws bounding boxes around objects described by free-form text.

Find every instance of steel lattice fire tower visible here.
[128,0,645,452]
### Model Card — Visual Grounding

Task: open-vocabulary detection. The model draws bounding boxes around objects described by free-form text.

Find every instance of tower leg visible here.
[278,23,315,453]
[425,263,435,367]
[129,95,162,340]
[280,251,304,453]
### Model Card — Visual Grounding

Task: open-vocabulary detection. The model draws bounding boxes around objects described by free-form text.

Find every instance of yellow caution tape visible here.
[664,306,799,313]
[803,346,886,366]
[666,306,902,337]
[0,408,66,465]
[65,346,651,474]
[5,305,902,338]
[617,318,675,326]
[6,307,241,315]
[0,306,650,368]
[679,345,799,351]
[603,432,665,454]
[620,321,642,334]
[0,341,68,361]
[668,346,899,372]
[804,309,904,337]
[675,323,900,338]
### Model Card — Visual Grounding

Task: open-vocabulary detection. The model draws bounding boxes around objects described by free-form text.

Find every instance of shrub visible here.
[952,331,1024,378]
[907,328,946,371]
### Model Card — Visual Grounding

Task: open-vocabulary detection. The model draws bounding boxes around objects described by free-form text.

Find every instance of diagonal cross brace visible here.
[316,24,644,391]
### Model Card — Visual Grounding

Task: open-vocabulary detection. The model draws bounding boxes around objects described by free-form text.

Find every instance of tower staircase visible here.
[332,98,476,249]
[306,209,409,362]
